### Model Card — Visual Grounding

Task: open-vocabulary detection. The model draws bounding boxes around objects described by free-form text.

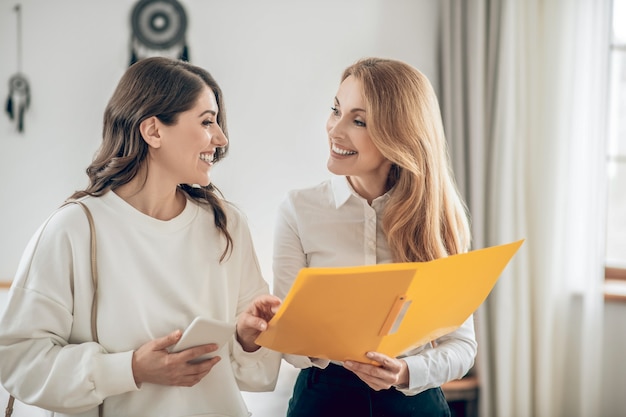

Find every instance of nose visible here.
[212,124,228,147]
[326,114,343,138]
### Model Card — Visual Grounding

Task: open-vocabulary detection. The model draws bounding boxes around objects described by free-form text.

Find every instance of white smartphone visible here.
[169,316,235,363]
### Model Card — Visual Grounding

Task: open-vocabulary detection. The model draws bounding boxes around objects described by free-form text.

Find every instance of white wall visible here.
[0,1,440,415]
[0,0,440,283]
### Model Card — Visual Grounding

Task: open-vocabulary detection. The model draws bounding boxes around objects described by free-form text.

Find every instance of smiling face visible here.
[326,75,392,196]
[153,86,228,187]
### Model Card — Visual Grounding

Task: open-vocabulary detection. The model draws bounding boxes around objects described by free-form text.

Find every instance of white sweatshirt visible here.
[0,191,280,417]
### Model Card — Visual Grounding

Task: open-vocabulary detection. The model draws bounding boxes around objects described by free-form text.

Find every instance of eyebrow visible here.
[199,110,217,117]
[334,97,365,113]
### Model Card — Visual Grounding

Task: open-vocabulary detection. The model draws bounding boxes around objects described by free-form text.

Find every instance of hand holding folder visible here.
[256,240,524,363]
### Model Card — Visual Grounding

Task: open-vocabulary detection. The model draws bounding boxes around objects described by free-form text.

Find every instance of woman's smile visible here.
[331,143,357,156]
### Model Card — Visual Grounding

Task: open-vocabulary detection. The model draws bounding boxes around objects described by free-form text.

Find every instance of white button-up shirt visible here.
[272,175,477,395]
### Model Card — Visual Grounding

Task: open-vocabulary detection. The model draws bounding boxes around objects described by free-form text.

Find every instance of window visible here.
[606,0,626,279]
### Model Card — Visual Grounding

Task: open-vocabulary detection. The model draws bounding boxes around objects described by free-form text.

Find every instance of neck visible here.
[114,176,186,220]
[347,174,389,205]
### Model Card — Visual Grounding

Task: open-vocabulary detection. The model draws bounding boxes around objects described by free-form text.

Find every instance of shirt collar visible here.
[331,175,353,209]
[330,175,393,209]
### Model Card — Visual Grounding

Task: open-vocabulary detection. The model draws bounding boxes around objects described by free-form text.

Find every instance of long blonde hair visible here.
[342,57,470,261]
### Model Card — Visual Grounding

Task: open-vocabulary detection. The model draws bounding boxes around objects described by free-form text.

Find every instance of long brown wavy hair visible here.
[342,57,470,262]
[69,56,233,260]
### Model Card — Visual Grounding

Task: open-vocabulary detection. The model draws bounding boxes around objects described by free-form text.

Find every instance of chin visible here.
[327,160,347,176]
[192,175,211,187]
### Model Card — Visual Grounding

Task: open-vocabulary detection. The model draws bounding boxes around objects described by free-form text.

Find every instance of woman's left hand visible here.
[344,351,409,391]
[236,294,282,352]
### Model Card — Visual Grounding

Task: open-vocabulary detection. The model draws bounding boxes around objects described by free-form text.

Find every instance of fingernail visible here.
[366,352,374,358]
[344,361,353,368]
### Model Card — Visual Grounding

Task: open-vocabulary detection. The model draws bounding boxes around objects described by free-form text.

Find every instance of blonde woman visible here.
[273,57,476,417]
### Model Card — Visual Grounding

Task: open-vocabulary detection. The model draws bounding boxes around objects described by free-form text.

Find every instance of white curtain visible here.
[440,1,611,416]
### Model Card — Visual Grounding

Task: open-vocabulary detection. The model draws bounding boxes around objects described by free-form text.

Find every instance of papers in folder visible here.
[256,239,524,363]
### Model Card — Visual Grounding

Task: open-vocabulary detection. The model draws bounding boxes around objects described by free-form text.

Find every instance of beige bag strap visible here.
[4,397,14,417]
[5,201,103,417]
[76,201,100,344]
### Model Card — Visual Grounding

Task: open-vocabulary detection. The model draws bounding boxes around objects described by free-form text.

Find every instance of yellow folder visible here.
[256,239,524,363]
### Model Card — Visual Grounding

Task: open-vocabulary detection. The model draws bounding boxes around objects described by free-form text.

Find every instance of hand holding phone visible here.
[169,317,235,363]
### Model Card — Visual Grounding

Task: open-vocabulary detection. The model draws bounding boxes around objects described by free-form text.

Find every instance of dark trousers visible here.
[286,363,451,417]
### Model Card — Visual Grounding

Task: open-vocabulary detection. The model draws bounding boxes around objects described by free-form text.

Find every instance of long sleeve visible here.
[272,196,330,370]
[398,316,477,395]
[229,206,282,391]
[273,196,307,302]
[0,207,138,414]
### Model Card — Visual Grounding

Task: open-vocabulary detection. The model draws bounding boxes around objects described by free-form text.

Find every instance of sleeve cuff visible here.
[93,350,140,397]
[395,355,429,395]
[232,338,272,366]
[282,354,330,369]
[310,358,330,369]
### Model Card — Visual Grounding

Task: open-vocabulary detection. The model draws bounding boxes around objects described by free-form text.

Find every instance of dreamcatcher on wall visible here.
[5,4,30,133]
[129,0,190,66]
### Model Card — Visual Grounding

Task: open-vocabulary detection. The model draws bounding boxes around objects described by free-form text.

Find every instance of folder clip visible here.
[379,295,412,336]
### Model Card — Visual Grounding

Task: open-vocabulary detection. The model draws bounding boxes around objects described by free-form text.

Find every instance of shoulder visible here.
[195,198,250,234]
[39,197,96,238]
[16,198,96,275]
[281,179,333,208]
[223,200,249,230]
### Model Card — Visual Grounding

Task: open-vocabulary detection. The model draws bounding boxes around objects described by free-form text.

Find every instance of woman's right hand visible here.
[131,330,221,387]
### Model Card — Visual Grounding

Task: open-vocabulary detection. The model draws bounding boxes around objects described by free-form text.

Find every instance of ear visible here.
[139,116,162,148]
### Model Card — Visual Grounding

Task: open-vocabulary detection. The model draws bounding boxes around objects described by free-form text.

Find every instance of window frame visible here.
[606,266,626,281]
[605,0,626,289]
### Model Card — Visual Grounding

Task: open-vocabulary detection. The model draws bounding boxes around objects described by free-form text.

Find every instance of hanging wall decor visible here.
[5,4,30,133]
[129,0,189,66]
